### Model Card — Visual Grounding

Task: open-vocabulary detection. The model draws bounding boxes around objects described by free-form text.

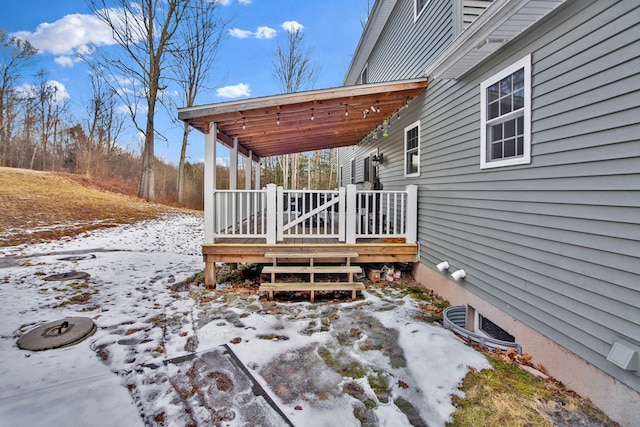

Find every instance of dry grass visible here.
[0,167,176,247]
[448,352,619,427]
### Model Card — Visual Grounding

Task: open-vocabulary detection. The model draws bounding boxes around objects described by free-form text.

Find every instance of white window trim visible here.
[404,120,421,178]
[350,157,356,184]
[339,165,343,187]
[414,0,431,22]
[480,54,532,169]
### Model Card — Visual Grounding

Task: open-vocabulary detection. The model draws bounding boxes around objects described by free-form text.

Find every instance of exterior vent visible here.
[443,306,522,353]
[607,339,640,371]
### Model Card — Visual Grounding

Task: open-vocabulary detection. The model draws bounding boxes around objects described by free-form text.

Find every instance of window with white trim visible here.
[350,158,356,184]
[404,120,420,177]
[415,0,430,20]
[480,54,531,169]
[363,155,371,182]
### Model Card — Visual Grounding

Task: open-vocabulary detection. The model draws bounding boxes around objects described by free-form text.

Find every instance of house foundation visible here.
[413,262,640,427]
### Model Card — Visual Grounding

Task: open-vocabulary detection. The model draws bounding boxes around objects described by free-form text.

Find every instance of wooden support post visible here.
[266,184,277,244]
[205,260,216,290]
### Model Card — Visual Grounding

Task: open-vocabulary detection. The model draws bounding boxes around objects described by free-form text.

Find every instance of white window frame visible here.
[414,0,431,21]
[350,157,356,184]
[480,54,532,169]
[339,164,343,187]
[404,120,421,177]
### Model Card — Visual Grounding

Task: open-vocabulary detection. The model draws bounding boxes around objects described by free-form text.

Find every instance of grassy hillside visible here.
[0,167,176,247]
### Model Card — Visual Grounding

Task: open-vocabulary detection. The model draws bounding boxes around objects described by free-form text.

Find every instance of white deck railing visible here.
[209,184,417,244]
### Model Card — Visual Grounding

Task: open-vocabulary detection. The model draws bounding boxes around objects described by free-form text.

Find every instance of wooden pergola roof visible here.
[178,78,428,159]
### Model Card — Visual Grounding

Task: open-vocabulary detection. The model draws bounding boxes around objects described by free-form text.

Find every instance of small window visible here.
[415,0,430,20]
[363,155,371,182]
[350,158,356,184]
[360,64,368,84]
[480,55,531,169]
[478,314,515,343]
[404,120,420,177]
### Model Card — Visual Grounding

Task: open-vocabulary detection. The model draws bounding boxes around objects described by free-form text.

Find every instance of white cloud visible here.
[238,0,253,4]
[215,0,232,5]
[228,28,253,39]
[12,13,114,59]
[228,26,276,39]
[216,83,250,98]
[217,157,229,166]
[54,56,76,68]
[281,20,304,33]
[255,26,277,39]
[15,80,70,104]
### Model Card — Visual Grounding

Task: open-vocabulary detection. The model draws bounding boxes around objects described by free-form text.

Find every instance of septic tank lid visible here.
[17,317,96,351]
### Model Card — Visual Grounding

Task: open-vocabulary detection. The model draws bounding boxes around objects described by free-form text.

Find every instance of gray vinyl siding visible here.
[365,0,454,82]
[341,0,640,392]
[418,0,640,391]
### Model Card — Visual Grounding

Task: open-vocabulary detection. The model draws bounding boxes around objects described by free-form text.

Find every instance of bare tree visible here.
[272,25,320,189]
[86,0,191,202]
[169,0,226,206]
[82,72,125,177]
[0,29,37,167]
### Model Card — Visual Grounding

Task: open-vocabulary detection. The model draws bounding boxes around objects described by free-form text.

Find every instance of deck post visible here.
[245,150,252,190]
[276,186,284,241]
[266,184,277,244]
[204,122,217,244]
[204,260,216,290]
[346,184,357,244]
[338,186,346,241]
[406,184,418,244]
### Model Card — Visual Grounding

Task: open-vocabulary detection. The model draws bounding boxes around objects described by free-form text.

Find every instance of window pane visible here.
[517,115,524,133]
[517,137,524,156]
[491,124,502,140]
[513,68,524,91]
[513,89,524,110]
[407,151,419,174]
[488,101,499,119]
[488,83,499,102]
[406,127,418,149]
[504,119,515,138]
[500,75,512,97]
[504,138,516,157]
[491,142,503,160]
[500,96,512,115]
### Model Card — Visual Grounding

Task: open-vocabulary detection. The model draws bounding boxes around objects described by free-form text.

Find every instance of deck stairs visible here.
[260,250,365,302]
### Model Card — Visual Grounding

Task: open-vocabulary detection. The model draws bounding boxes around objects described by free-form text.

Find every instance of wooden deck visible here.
[201,238,419,288]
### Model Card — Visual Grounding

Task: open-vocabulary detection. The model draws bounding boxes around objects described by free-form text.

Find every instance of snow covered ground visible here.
[0,212,489,426]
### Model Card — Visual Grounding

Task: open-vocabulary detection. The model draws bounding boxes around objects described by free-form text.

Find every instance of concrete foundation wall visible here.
[413,262,640,427]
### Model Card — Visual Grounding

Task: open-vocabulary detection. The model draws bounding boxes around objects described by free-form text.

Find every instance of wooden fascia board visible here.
[179,78,426,120]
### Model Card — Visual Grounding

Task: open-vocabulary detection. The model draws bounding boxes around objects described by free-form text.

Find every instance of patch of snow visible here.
[0,211,489,426]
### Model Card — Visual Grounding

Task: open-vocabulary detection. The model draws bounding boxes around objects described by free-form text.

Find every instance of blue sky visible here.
[1,0,369,165]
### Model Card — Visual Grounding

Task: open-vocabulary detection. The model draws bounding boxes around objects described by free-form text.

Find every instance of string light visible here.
[344,104,348,116]
[310,108,315,121]
[242,117,246,129]
[277,112,280,125]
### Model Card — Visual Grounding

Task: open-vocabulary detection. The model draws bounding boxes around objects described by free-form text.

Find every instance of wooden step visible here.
[262,266,362,274]
[259,282,365,302]
[264,250,359,259]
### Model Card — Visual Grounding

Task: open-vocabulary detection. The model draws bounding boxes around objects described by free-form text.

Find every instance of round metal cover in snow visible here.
[43,271,90,281]
[17,317,97,351]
